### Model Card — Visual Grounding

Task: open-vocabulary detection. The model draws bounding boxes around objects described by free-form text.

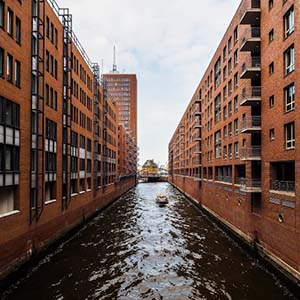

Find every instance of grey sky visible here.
[61,0,240,166]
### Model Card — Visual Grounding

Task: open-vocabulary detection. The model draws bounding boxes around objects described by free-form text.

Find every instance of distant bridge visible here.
[138,174,168,183]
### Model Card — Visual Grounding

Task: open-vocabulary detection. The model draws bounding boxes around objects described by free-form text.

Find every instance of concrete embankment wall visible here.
[0,177,136,281]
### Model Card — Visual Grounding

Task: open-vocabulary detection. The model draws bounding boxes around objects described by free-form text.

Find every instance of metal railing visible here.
[240,178,261,191]
[240,116,261,131]
[241,86,261,100]
[216,175,232,183]
[270,180,295,192]
[241,56,261,72]
[240,146,261,159]
[241,27,261,45]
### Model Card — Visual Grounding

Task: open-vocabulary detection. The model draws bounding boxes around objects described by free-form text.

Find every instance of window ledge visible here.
[86,189,92,192]
[269,190,295,197]
[45,199,56,205]
[79,191,85,194]
[0,210,20,219]
[71,193,78,197]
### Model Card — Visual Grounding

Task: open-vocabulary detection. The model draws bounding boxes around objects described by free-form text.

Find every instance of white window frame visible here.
[284,46,294,75]
[285,7,294,38]
[285,83,295,112]
[285,122,295,149]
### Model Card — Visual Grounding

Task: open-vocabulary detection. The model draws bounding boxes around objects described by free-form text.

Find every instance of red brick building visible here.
[0,0,136,279]
[169,0,300,283]
[103,61,138,177]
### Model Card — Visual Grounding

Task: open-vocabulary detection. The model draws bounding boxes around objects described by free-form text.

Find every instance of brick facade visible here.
[169,0,300,283]
[0,0,136,279]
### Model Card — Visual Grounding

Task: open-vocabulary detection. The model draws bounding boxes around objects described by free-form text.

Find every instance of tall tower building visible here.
[103,48,138,142]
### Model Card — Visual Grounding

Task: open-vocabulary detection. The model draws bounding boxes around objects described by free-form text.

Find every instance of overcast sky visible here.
[61,0,240,166]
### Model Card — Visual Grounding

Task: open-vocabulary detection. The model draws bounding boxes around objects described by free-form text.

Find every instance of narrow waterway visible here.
[2,183,296,300]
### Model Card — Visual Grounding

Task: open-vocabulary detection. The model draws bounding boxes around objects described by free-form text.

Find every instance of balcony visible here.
[216,175,232,184]
[270,180,295,193]
[240,57,261,79]
[194,97,201,104]
[240,1,261,26]
[194,146,201,154]
[193,120,202,129]
[240,27,261,52]
[193,158,201,166]
[240,146,261,160]
[240,116,261,133]
[240,178,261,193]
[240,86,261,106]
[193,135,201,142]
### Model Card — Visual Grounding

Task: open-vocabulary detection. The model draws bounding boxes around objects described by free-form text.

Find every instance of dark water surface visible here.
[2,183,296,300]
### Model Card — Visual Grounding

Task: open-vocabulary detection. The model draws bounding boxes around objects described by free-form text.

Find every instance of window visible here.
[214,94,221,123]
[285,122,295,149]
[234,72,238,88]
[234,26,238,43]
[228,37,232,53]
[269,62,274,75]
[228,144,233,159]
[16,17,21,44]
[214,57,221,88]
[45,119,57,172]
[228,101,232,116]
[269,128,274,141]
[234,96,238,112]
[215,130,221,158]
[284,6,294,38]
[45,84,49,105]
[228,122,232,137]
[269,29,274,43]
[7,8,13,36]
[0,0,4,28]
[284,83,295,112]
[6,53,13,82]
[228,58,232,74]
[223,66,227,81]
[268,0,273,10]
[234,50,238,65]
[223,106,227,120]
[234,142,239,158]
[14,60,20,87]
[54,28,58,47]
[46,50,49,72]
[0,47,4,77]
[50,22,54,43]
[46,16,49,38]
[223,46,227,61]
[80,135,85,149]
[269,95,274,107]
[284,45,294,75]
[234,118,239,135]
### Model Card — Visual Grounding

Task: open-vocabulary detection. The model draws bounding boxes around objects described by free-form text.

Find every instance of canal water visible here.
[2,183,296,300]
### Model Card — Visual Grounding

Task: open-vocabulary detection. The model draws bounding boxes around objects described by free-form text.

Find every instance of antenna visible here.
[113,45,117,72]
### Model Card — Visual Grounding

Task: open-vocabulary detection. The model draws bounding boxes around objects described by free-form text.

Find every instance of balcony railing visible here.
[241,56,261,72]
[270,180,295,192]
[193,158,201,166]
[240,116,261,132]
[240,86,261,105]
[241,26,260,42]
[193,135,201,142]
[240,178,261,192]
[216,175,232,183]
[240,146,261,160]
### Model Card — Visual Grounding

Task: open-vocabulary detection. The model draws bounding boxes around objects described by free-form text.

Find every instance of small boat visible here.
[156,194,168,206]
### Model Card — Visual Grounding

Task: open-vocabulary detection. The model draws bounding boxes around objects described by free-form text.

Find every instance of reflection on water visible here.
[2,183,296,300]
